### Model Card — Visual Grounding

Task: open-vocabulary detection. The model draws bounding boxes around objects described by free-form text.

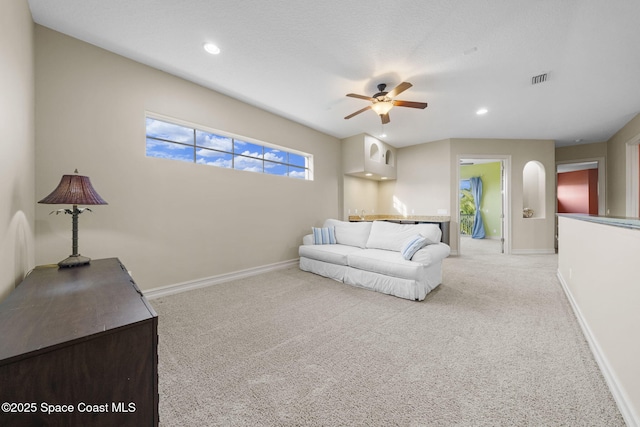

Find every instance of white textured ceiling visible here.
[28,0,640,148]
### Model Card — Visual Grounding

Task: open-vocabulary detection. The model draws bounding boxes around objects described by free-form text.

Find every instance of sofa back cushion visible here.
[366,221,442,252]
[324,219,372,248]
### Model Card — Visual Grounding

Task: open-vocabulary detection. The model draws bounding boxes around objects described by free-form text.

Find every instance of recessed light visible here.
[381,177,388,180]
[365,173,373,177]
[476,108,488,115]
[203,43,221,55]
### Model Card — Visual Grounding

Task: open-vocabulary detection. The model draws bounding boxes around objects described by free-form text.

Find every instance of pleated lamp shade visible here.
[38,174,108,205]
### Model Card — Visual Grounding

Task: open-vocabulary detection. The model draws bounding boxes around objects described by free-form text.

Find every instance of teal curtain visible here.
[470,177,486,239]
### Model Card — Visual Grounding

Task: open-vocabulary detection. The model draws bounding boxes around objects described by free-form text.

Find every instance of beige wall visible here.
[378,139,451,219]
[558,216,640,425]
[343,176,378,219]
[0,1,35,301]
[555,141,607,163]
[34,26,341,291]
[606,114,640,216]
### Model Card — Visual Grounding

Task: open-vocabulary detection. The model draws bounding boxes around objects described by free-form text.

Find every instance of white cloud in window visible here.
[234,155,262,172]
[239,150,263,159]
[264,151,285,163]
[196,131,232,151]
[196,148,227,158]
[146,118,192,143]
[197,157,232,168]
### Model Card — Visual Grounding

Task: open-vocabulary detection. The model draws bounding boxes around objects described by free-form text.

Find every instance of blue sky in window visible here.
[146,138,193,162]
[289,153,306,168]
[264,161,287,176]
[196,148,232,167]
[234,140,263,159]
[264,147,285,163]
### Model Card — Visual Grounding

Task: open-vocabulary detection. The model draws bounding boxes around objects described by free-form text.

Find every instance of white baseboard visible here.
[557,270,639,427]
[144,259,299,300]
[510,248,556,255]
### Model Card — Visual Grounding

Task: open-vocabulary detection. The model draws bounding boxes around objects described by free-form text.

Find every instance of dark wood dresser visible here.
[0,258,158,426]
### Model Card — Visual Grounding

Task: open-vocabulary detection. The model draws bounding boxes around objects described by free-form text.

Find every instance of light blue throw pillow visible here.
[400,234,427,260]
[312,226,336,244]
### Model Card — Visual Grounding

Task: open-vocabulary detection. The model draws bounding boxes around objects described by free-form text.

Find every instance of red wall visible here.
[557,169,598,214]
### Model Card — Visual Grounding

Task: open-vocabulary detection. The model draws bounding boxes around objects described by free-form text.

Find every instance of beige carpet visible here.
[152,251,624,426]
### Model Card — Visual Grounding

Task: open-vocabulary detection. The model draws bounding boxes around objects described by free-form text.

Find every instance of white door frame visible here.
[456,154,511,255]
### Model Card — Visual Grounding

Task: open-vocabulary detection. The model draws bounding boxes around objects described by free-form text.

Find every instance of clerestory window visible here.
[145,115,313,180]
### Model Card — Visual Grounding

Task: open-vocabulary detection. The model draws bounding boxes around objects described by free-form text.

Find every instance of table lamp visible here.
[38,170,108,268]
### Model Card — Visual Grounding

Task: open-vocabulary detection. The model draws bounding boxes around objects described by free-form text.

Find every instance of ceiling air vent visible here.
[531,73,548,85]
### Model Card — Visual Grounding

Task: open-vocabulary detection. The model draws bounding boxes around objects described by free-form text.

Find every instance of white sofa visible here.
[299,219,450,301]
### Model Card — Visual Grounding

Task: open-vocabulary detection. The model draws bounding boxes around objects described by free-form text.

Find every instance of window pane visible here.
[288,153,307,168]
[146,138,194,162]
[264,161,288,176]
[195,130,233,152]
[264,148,286,164]
[288,166,307,179]
[146,118,193,143]
[234,155,263,172]
[196,148,232,168]
[234,140,263,159]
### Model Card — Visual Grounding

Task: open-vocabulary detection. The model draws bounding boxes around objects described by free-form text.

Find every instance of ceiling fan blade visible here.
[380,113,390,124]
[386,82,412,98]
[393,100,428,109]
[346,93,375,101]
[344,105,372,120]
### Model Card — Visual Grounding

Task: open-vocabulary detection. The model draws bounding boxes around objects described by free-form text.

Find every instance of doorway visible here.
[458,157,509,255]
[556,161,600,215]
[556,157,607,215]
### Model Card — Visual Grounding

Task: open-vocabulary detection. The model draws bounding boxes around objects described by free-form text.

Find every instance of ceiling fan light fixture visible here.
[371,100,393,116]
[379,123,387,138]
[344,82,427,123]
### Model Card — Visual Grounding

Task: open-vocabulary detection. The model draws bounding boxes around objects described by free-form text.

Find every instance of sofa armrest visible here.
[302,234,314,245]
[411,242,451,264]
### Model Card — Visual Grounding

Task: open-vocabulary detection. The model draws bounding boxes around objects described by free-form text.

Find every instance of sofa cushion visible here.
[324,219,372,248]
[299,244,362,266]
[400,234,427,260]
[347,249,426,281]
[366,221,442,251]
[312,226,336,244]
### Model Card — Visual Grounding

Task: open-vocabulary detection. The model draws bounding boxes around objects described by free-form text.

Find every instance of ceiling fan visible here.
[344,82,428,124]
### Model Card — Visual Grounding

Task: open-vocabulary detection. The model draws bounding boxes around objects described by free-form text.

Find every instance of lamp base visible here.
[58,255,91,268]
